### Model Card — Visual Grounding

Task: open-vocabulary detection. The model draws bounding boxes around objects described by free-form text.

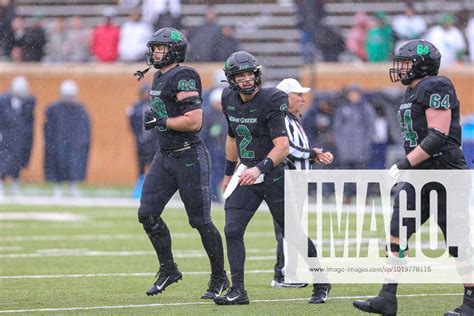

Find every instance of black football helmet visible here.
[146,28,187,69]
[389,39,441,85]
[224,51,262,94]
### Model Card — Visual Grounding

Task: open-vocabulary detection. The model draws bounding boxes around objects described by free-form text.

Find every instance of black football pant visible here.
[224,165,318,288]
[138,143,225,275]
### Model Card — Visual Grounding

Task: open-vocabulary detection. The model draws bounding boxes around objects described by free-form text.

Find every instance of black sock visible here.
[231,271,245,290]
[382,283,398,295]
[197,223,225,276]
[464,286,474,307]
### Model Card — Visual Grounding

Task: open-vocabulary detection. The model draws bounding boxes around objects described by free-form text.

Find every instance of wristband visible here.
[225,160,237,176]
[396,157,411,170]
[255,157,274,174]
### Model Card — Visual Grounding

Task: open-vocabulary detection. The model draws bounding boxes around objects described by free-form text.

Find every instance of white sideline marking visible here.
[0,212,85,222]
[0,293,460,314]
[0,269,274,279]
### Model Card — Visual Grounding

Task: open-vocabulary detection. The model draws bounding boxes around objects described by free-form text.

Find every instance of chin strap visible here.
[134,66,152,81]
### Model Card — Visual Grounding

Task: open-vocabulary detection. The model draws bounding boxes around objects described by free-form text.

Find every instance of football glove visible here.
[144,110,167,130]
[389,158,411,180]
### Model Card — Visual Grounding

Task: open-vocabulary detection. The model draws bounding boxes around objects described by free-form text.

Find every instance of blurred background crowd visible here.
[0,0,473,199]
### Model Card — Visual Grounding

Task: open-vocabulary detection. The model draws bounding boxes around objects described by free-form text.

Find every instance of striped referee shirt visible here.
[285,112,314,170]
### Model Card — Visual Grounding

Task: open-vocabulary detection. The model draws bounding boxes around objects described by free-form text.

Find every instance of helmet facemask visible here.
[226,68,262,95]
[147,44,178,69]
[390,58,416,85]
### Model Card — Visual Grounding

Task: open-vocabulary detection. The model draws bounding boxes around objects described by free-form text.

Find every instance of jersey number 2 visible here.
[236,125,255,158]
[398,110,418,147]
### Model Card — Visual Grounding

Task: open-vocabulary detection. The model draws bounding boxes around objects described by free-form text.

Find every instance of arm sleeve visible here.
[266,91,289,139]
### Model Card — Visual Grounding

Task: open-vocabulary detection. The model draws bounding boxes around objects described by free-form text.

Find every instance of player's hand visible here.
[239,167,262,186]
[317,151,333,164]
[144,110,166,130]
[222,175,232,192]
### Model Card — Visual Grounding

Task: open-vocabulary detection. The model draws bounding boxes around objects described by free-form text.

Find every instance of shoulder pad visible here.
[415,76,456,110]
[259,87,289,111]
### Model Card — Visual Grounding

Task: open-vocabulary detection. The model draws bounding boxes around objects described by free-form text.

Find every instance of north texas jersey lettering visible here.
[397,76,462,155]
[150,65,203,150]
[221,87,288,167]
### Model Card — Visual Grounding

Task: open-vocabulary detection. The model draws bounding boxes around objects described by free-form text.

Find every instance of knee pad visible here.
[139,215,168,236]
[224,221,245,240]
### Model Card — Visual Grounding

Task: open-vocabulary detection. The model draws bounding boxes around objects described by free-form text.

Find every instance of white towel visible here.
[222,164,265,199]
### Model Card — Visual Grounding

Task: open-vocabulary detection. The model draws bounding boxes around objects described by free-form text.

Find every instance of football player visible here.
[352,40,473,316]
[213,51,331,305]
[137,28,229,300]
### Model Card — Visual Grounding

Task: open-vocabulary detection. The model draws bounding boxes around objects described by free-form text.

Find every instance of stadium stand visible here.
[13,0,474,81]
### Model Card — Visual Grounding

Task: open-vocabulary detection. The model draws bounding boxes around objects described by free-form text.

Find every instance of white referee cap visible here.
[276,78,310,94]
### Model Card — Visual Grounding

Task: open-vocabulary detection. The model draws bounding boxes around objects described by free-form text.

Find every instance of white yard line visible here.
[0,231,274,242]
[0,293,461,314]
[0,247,275,259]
[0,269,274,279]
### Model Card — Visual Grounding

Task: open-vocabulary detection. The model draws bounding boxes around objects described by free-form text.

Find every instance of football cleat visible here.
[146,264,182,296]
[444,303,474,316]
[271,275,307,288]
[309,283,331,304]
[352,289,397,315]
[213,286,250,305]
[201,273,230,299]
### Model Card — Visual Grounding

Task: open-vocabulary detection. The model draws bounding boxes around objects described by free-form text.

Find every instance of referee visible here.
[270,78,334,289]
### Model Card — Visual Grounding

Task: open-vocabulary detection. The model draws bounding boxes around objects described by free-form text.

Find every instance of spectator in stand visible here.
[44,80,91,198]
[127,83,157,199]
[467,15,474,63]
[334,85,375,171]
[212,25,241,62]
[294,0,327,63]
[346,12,370,61]
[141,0,181,31]
[0,0,16,58]
[119,8,153,62]
[202,88,226,202]
[391,2,427,52]
[22,14,47,62]
[65,16,91,62]
[187,7,223,62]
[366,11,393,62]
[426,14,466,66]
[0,76,35,197]
[303,94,337,157]
[314,23,346,62]
[45,17,68,63]
[7,15,25,61]
[370,105,389,169]
[91,7,120,63]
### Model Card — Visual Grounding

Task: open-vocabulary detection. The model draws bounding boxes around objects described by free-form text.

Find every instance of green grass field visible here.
[0,202,465,315]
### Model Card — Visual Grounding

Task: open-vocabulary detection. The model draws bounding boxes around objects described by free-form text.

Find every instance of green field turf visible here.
[0,203,464,315]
